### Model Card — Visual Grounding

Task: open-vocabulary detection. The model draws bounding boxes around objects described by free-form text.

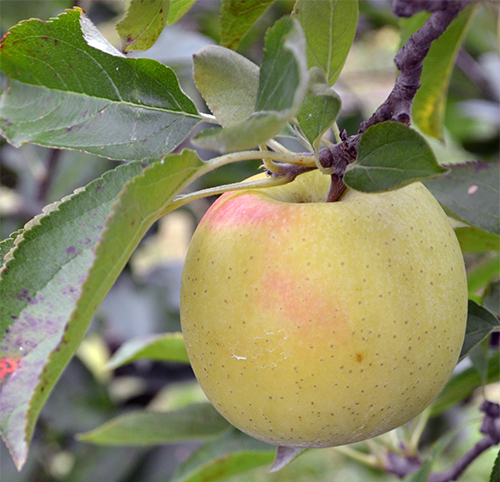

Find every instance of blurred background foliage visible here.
[0,1,498,481]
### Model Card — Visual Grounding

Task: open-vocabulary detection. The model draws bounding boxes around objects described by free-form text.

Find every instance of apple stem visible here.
[326,174,346,202]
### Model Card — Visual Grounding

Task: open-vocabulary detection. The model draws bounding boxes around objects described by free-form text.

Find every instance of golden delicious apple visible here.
[180,170,467,448]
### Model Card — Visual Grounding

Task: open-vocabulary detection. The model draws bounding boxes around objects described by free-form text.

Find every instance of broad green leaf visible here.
[116,0,170,53]
[0,160,153,469]
[192,17,307,152]
[0,9,201,161]
[297,67,341,149]
[107,332,189,369]
[459,300,500,360]
[431,351,499,416]
[170,428,275,482]
[344,122,447,192]
[400,5,478,139]
[167,0,198,25]
[77,403,230,445]
[467,254,500,302]
[0,149,204,469]
[219,0,275,50]
[193,46,259,127]
[425,161,500,236]
[293,0,358,85]
[455,227,500,253]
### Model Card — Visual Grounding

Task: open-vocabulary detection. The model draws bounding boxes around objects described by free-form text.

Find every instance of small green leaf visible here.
[170,428,275,482]
[193,46,259,127]
[77,403,230,445]
[344,122,447,192]
[297,67,341,149]
[431,351,499,416]
[425,161,500,236]
[116,0,170,52]
[400,5,478,139]
[167,0,197,25]
[293,0,358,85]
[192,17,307,152]
[455,227,500,253]
[192,113,291,152]
[220,0,276,50]
[107,332,189,369]
[256,16,307,113]
[0,9,201,161]
[459,300,500,360]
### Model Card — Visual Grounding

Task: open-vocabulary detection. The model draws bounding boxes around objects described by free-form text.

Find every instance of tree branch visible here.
[315,0,468,200]
[358,0,464,133]
[428,400,500,482]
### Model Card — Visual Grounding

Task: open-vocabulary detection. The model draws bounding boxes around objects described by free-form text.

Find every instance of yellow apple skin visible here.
[180,170,467,448]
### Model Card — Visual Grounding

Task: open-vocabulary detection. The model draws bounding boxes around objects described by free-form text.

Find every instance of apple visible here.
[180,170,467,448]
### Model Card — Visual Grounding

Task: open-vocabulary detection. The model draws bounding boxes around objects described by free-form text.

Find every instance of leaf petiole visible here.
[168,174,292,212]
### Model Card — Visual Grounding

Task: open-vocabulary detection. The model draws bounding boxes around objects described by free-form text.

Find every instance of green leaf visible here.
[0,9,201,161]
[0,150,204,469]
[431,351,499,417]
[400,5,478,139]
[167,0,198,25]
[170,428,276,482]
[467,254,500,302]
[0,160,152,470]
[116,0,170,53]
[484,281,499,316]
[425,161,500,236]
[468,339,489,387]
[220,0,276,50]
[293,0,358,85]
[192,17,307,152]
[107,332,190,369]
[459,300,500,360]
[344,122,447,192]
[77,403,230,445]
[455,227,500,253]
[297,67,341,149]
[193,46,259,127]
[255,17,306,113]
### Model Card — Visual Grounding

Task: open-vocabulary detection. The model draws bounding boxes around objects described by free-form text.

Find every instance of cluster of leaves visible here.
[0,1,499,481]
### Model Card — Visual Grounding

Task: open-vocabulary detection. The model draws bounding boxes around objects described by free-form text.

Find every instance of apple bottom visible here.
[183,312,461,448]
